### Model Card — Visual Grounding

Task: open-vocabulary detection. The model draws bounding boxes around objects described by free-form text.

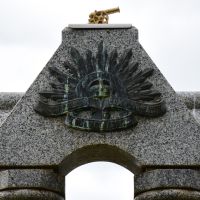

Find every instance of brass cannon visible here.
[88,7,120,24]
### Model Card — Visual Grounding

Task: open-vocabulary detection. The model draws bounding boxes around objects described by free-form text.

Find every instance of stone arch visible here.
[1,26,200,199]
[58,144,142,176]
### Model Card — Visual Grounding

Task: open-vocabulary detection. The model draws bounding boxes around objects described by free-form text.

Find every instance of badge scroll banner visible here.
[35,41,166,132]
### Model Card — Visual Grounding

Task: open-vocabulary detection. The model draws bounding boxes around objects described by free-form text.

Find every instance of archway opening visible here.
[65,161,134,200]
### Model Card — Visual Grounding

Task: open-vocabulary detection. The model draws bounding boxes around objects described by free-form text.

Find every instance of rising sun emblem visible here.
[35,41,166,132]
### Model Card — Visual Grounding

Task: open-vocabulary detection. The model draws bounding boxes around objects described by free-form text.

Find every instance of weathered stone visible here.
[134,169,200,195]
[0,93,23,126]
[68,24,132,29]
[0,169,64,194]
[0,169,64,200]
[0,27,200,199]
[0,190,64,200]
[178,92,200,109]
[0,27,199,170]
[0,93,23,110]
[135,189,200,200]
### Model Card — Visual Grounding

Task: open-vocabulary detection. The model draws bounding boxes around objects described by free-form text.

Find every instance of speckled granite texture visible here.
[178,92,200,109]
[0,93,23,126]
[0,110,10,126]
[0,92,198,126]
[0,190,64,200]
[134,169,200,195]
[1,27,200,199]
[0,93,23,110]
[134,189,200,200]
[0,27,200,173]
[0,169,64,195]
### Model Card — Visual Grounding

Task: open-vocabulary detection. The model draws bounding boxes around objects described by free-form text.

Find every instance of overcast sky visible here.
[1,0,200,199]
[1,0,200,92]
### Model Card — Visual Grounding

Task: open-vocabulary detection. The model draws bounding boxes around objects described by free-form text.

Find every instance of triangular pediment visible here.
[0,26,199,169]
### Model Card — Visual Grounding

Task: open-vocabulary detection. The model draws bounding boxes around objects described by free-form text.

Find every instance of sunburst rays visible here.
[35,41,166,130]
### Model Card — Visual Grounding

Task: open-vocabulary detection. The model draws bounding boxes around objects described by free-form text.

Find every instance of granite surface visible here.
[134,169,200,195]
[135,189,200,200]
[0,169,64,195]
[0,27,200,173]
[0,93,23,126]
[0,190,64,200]
[178,92,200,109]
[68,24,132,29]
[0,110,11,126]
[0,93,23,110]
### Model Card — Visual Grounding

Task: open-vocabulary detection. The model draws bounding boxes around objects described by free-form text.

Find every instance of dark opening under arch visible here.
[59,144,142,176]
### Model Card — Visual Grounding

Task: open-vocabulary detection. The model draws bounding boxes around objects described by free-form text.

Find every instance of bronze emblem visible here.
[35,42,166,132]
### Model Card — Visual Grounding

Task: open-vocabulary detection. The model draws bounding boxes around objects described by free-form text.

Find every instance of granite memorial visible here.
[0,20,200,199]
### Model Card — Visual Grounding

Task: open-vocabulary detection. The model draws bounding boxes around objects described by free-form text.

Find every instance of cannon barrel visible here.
[101,7,120,15]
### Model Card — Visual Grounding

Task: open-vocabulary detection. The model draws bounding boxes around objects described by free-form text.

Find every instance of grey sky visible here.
[1,0,200,91]
[1,0,200,199]
[65,162,133,200]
